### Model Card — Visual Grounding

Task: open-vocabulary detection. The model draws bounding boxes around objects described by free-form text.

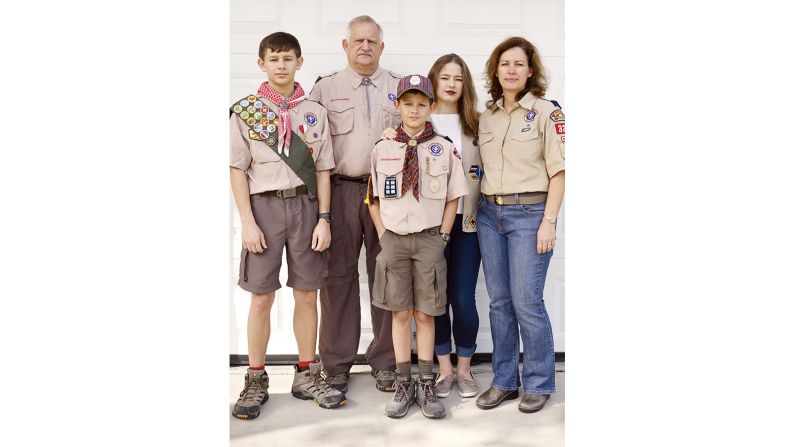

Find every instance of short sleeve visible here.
[312,108,335,171]
[544,108,565,178]
[230,115,251,170]
[445,146,469,201]
[369,146,380,198]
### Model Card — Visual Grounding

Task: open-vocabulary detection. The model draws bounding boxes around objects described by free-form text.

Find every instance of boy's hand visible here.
[243,221,266,253]
[312,220,331,252]
[382,126,398,140]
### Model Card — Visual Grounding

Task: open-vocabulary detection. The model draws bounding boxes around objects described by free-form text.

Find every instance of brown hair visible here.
[259,32,302,59]
[484,36,547,109]
[427,54,480,138]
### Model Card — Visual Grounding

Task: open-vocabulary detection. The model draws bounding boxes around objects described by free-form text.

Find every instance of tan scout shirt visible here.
[370,135,469,235]
[478,94,565,195]
[308,66,402,177]
[229,97,335,194]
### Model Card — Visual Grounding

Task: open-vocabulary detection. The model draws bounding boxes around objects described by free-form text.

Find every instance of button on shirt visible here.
[308,66,402,177]
[478,94,565,195]
[229,97,335,194]
[370,135,469,235]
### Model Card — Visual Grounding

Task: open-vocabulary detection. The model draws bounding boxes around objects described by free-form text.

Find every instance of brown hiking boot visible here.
[325,370,350,394]
[291,363,347,409]
[232,368,269,419]
[371,368,396,392]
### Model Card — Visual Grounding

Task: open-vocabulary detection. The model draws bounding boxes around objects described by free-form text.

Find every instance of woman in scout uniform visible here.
[383,54,484,399]
[229,32,344,419]
[474,37,565,414]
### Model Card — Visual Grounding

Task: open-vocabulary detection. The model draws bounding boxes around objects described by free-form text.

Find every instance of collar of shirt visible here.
[493,93,538,113]
[345,65,386,91]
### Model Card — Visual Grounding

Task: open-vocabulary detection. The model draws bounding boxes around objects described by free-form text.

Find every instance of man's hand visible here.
[312,220,331,252]
[243,221,266,253]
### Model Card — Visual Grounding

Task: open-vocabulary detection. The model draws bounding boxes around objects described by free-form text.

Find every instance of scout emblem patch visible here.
[304,112,317,126]
[525,110,537,122]
[388,93,396,101]
[464,215,476,230]
[384,176,398,198]
[550,109,565,122]
[429,178,441,193]
[429,143,443,156]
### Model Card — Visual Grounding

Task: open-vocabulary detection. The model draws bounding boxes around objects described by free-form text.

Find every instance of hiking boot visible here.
[416,373,446,419]
[325,370,350,394]
[457,371,479,398]
[232,368,269,419]
[384,375,415,418]
[371,368,396,392]
[291,363,346,409]
[434,374,454,398]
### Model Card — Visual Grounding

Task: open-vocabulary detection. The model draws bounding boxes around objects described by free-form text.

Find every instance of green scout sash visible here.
[230,95,317,199]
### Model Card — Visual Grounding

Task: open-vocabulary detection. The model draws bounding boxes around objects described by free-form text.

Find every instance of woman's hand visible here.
[382,126,398,140]
[536,221,556,254]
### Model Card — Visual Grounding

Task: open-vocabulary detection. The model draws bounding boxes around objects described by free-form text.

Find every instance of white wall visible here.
[230,0,565,355]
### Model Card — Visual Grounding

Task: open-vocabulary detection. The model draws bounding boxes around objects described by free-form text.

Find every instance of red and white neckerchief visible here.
[257,81,306,157]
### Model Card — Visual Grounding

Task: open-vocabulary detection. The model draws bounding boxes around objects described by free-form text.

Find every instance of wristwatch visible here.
[543,215,557,225]
[318,212,333,223]
[440,232,451,242]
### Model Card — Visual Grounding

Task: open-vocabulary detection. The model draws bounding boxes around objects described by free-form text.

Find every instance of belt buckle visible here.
[495,195,504,205]
[277,188,297,199]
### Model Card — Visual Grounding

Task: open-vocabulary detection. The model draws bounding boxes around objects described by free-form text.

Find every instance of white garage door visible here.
[230,0,565,356]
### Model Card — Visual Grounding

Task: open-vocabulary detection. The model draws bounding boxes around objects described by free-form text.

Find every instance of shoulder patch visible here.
[550,109,565,122]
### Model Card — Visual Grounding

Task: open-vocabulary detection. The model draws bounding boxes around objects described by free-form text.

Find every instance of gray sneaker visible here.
[232,368,269,419]
[371,368,396,392]
[457,371,479,398]
[434,374,454,398]
[291,363,346,409]
[416,374,446,419]
[325,370,350,394]
[384,375,415,418]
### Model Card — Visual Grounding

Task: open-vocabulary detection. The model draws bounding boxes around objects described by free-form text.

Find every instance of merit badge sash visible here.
[231,95,317,198]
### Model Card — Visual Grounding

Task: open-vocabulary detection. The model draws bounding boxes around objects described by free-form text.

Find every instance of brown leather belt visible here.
[335,174,370,184]
[258,185,308,199]
[483,192,547,205]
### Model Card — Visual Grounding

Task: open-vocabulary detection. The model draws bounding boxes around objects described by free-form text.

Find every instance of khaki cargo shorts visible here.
[371,228,448,316]
[238,193,327,294]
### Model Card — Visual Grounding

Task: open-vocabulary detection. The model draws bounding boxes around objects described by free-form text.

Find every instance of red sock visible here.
[249,365,265,370]
[297,360,316,369]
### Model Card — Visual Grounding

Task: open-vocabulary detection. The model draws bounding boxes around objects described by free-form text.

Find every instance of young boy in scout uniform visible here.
[367,74,469,419]
[229,32,344,419]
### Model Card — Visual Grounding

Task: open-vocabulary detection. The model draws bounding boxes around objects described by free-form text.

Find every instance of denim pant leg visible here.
[506,202,556,394]
[435,215,481,357]
[477,199,521,391]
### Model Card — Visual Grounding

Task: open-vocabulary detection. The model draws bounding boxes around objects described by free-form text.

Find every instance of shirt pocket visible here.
[327,101,354,136]
[251,139,282,163]
[510,125,540,143]
[376,161,404,200]
[420,158,449,200]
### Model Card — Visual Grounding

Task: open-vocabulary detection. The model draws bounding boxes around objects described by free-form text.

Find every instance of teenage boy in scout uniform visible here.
[307,15,402,394]
[367,74,469,419]
[230,32,344,419]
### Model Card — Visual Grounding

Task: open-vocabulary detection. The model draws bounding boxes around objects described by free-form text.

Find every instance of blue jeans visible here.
[477,198,556,394]
[434,214,481,358]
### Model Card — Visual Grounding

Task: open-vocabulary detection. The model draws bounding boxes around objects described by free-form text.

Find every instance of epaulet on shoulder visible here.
[303,98,324,108]
[539,97,562,109]
[387,70,402,79]
[374,138,385,146]
[314,71,338,84]
[440,135,453,143]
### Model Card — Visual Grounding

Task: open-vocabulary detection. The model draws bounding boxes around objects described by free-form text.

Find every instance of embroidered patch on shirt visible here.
[429,143,443,156]
[550,109,565,122]
[384,176,398,198]
[304,112,317,126]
